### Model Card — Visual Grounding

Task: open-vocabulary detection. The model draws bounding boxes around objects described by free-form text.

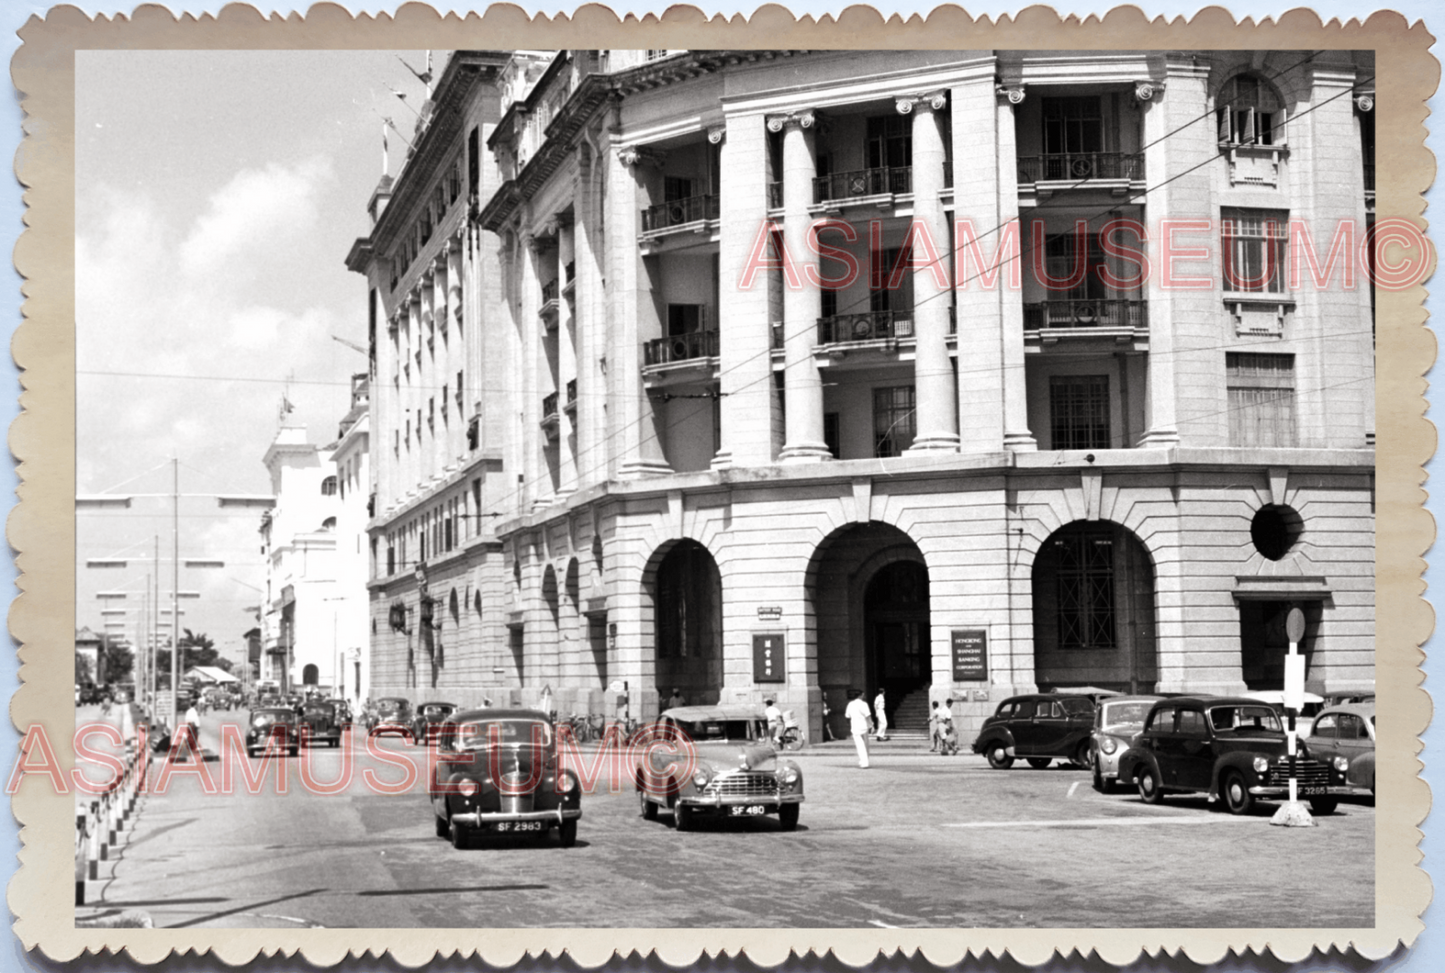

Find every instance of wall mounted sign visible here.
[753,633,785,683]
[951,629,988,682]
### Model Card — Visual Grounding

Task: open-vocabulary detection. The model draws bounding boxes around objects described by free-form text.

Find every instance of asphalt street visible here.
[76,709,1375,929]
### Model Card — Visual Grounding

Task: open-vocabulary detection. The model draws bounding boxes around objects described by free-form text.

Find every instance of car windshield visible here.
[675,719,759,743]
[251,712,285,727]
[422,705,452,718]
[1207,705,1283,733]
[377,700,405,715]
[1101,701,1154,727]
[455,720,552,749]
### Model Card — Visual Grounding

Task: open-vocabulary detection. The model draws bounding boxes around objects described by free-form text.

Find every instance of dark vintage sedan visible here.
[635,704,804,831]
[245,708,300,758]
[298,699,343,748]
[1115,696,1350,815]
[368,696,415,740]
[427,708,581,849]
[411,701,459,744]
[971,693,1097,770]
[1307,703,1376,796]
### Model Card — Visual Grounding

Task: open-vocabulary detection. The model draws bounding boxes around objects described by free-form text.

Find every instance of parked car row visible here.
[972,691,1376,816]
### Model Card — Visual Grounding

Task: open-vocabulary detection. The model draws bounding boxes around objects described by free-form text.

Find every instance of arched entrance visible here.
[1031,521,1157,692]
[648,539,722,706]
[810,522,931,734]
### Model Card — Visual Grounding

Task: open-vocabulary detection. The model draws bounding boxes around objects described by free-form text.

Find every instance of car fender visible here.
[971,728,1015,753]
[1115,746,1152,783]
[1209,752,1263,799]
[1352,751,1376,790]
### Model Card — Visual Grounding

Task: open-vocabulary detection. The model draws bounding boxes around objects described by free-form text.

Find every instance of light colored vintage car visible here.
[1306,703,1376,796]
[427,708,581,849]
[636,704,804,831]
[1090,695,1161,792]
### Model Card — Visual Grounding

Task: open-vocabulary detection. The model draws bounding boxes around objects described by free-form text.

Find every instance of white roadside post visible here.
[1271,606,1314,827]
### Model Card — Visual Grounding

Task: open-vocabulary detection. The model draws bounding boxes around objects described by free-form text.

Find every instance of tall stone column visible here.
[516,230,542,509]
[713,118,776,469]
[556,214,578,495]
[901,91,959,454]
[572,140,604,486]
[612,144,673,478]
[996,85,1036,452]
[445,238,464,470]
[406,291,424,493]
[773,110,830,463]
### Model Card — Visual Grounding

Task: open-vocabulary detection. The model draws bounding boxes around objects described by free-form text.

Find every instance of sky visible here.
[74,49,430,669]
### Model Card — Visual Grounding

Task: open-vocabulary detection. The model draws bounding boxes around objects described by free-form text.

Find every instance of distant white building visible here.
[332,374,373,704]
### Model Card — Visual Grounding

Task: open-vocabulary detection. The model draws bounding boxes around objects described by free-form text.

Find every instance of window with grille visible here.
[1227,352,1296,447]
[1217,75,1284,146]
[1043,231,1108,300]
[1222,208,1288,294]
[1049,375,1111,449]
[873,386,916,457]
[866,115,912,169]
[320,475,338,497]
[1043,97,1103,155]
[870,246,914,314]
[1055,529,1116,649]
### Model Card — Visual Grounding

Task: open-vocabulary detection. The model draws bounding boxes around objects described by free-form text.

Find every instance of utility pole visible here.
[172,457,181,725]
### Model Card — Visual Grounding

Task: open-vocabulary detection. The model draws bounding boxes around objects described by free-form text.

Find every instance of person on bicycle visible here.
[764,698,783,746]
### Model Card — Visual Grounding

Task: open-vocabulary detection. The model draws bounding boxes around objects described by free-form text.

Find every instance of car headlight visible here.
[778,767,800,785]
[692,770,710,787]
[558,773,577,793]
[1253,756,1271,774]
[457,779,479,797]
[1334,756,1350,772]
[1101,738,1118,755]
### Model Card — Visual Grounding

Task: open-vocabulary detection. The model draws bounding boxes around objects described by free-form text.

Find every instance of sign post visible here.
[1271,606,1314,827]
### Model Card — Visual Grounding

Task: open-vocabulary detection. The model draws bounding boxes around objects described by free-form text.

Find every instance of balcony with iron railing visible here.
[641,194,720,236]
[541,392,560,438]
[563,378,578,414]
[539,279,560,327]
[816,310,914,346]
[1017,153,1145,188]
[643,329,720,368]
[813,167,912,208]
[1023,299,1148,333]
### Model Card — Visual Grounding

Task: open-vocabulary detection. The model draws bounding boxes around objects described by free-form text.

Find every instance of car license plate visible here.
[1298,786,1328,797]
[728,805,768,817]
[494,820,545,833]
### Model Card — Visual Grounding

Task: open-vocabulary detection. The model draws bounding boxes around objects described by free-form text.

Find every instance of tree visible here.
[98,635,134,684]
[177,629,225,671]
[75,653,94,687]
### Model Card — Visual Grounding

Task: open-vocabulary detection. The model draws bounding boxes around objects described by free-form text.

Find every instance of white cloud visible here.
[178,157,332,279]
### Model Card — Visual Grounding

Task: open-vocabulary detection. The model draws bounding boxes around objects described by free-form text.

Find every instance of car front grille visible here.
[1271,757,1331,787]
[704,772,779,799]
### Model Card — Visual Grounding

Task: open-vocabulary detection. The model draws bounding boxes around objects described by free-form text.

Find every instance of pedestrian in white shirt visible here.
[764,698,783,746]
[845,689,872,768]
[874,688,889,741]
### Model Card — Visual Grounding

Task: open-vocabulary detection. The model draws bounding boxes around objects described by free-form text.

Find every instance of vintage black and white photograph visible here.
[63,43,1386,932]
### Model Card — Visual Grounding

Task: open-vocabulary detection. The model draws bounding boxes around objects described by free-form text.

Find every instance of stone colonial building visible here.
[346,49,1375,739]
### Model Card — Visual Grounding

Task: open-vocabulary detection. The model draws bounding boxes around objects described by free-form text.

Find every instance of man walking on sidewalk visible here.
[873,688,889,742]
[845,689,872,768]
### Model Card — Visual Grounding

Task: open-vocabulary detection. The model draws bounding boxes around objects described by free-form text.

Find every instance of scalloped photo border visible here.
[8,3,1436,967]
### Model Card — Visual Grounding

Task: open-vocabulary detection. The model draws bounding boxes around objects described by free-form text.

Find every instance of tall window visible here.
[870,246,914,315]
[320,475,338,496]
[1217,75,1284,146]
[1227,352,1296,447]
[873,386,916,457]
[1043,97,1103,156]
[1054,528,1116,649]
[1222,208,1288,294]
[866,115,912,169]
[1050,375,1111,449]
[1043,231,1108,300]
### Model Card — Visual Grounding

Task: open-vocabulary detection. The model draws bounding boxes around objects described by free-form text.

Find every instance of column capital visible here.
[1134,80,1165,102]
[1355,93,1374,112]
[896,90,948,114]
[706,124,726,145]
[616,145,666,168]
[765,109,819,133]
[995,83,1026,105]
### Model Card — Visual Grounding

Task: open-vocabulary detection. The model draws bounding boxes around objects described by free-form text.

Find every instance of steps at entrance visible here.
[888,689,932,732]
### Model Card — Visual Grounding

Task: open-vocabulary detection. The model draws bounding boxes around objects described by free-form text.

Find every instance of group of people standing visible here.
[842,689,958,768]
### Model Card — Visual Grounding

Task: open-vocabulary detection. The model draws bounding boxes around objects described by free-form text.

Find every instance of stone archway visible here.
[645,539,723,707]
[1031,520,1157,692]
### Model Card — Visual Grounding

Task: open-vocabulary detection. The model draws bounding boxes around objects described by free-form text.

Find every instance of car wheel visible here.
[986,744,1014,770]
[1137,766,1164,805]
[1026,758,1051,769]
[778,804,800,831]
[558,819,578,848]
[1221,771,1253,815]
[784,732,805,752]
[450,820,470,850]
[1309,797,1339,816]
[674,803,694,832]
[640,790,658,821]
[1074,741,1094,769]
[1092,763,1111,793]
[434,812,450,838]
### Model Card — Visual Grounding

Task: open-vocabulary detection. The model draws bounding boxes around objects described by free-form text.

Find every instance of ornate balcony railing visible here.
[817,310,914,345]
[641,194,720,232]
[643,329,720,367]
[813,166,912,205]
[1017,153,1145,184]
[1023,299,1148,331]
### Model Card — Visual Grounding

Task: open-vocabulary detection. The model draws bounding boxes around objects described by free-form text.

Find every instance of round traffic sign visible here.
[1286,607,1306,643]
